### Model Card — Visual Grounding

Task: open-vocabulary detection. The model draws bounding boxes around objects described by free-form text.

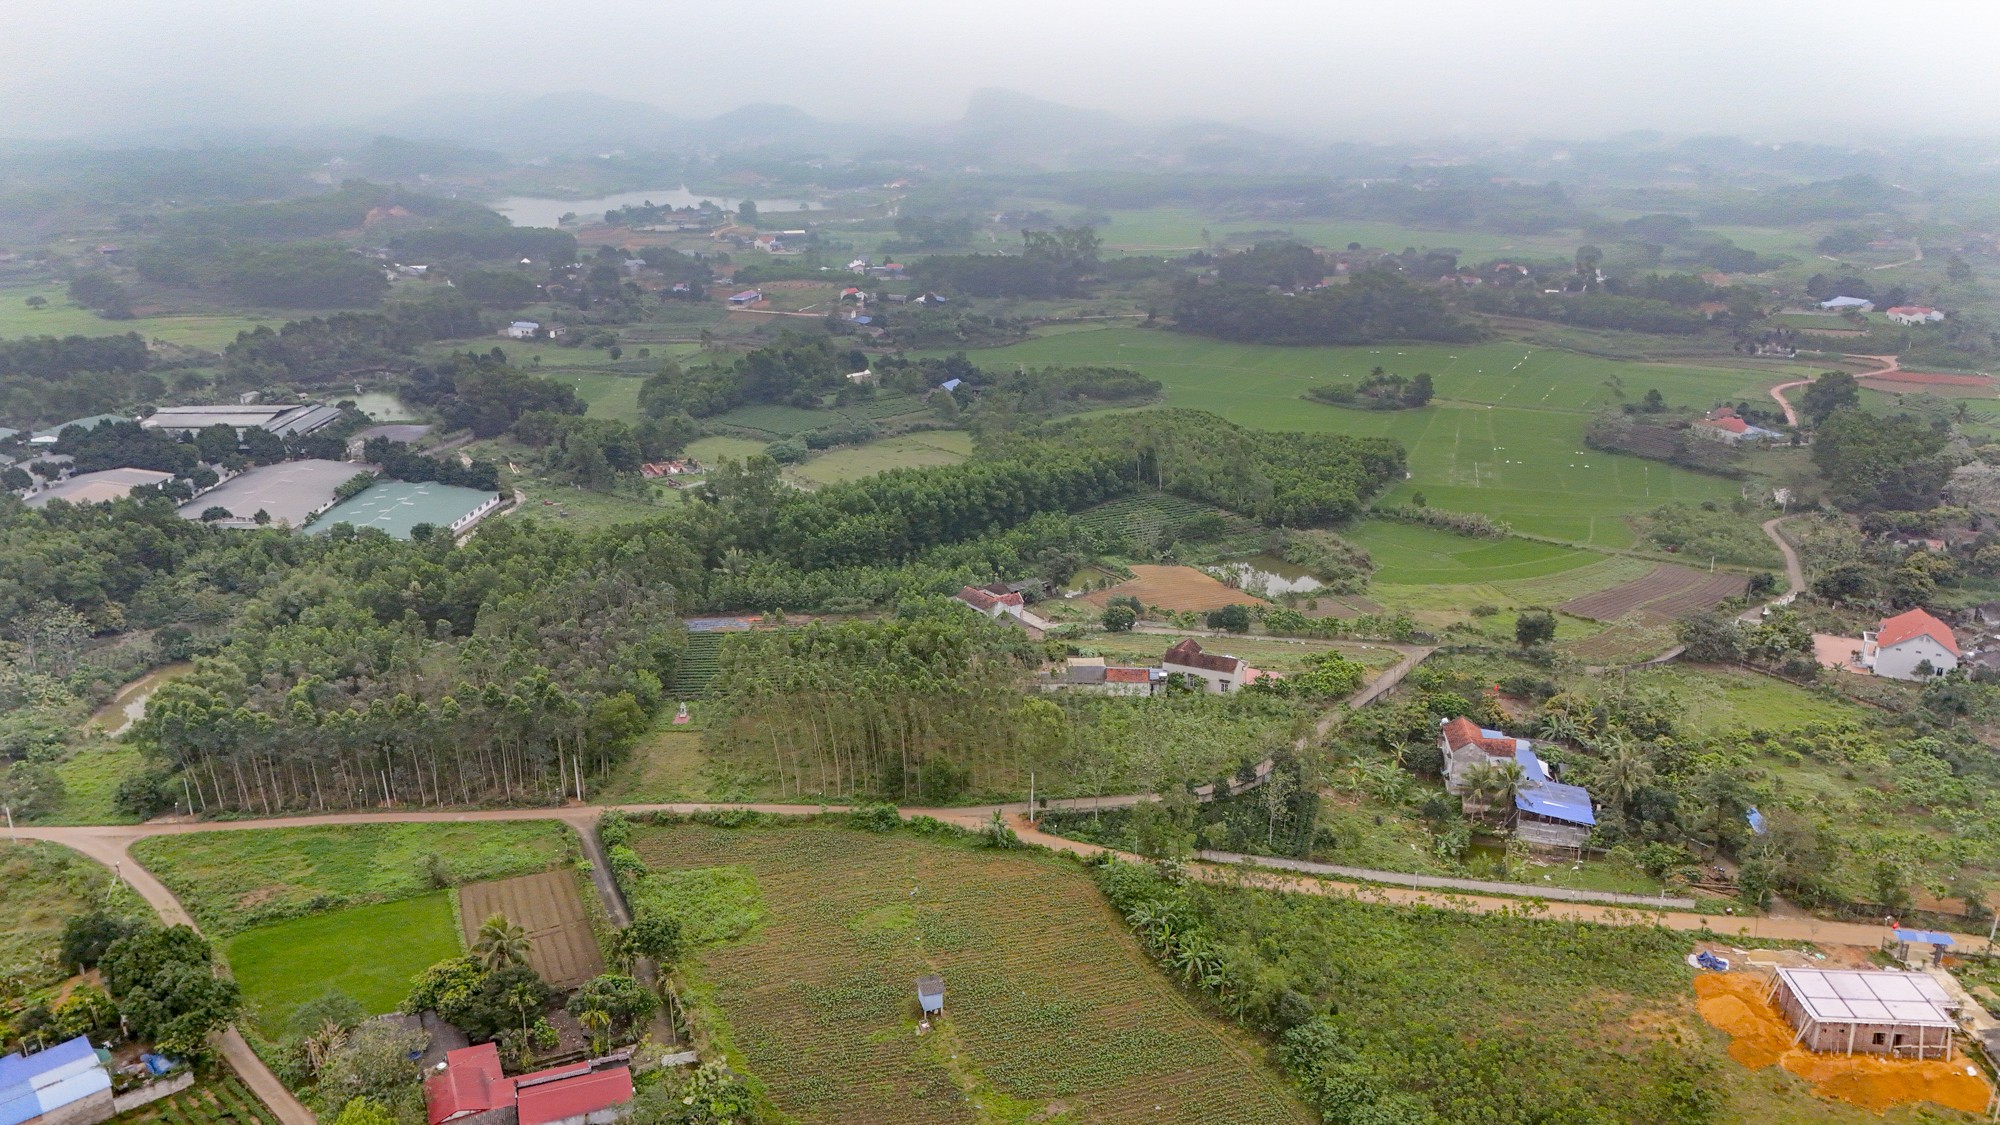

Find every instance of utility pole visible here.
[4,804,12,839]
[1028,772,1035,824]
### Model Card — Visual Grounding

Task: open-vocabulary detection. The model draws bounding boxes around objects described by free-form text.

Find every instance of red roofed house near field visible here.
[1885,306,1945,326]
[425,1044,634,1125]
[1861,608,1959,681]
[954,584,1051,638]
[1162,638,1249,693]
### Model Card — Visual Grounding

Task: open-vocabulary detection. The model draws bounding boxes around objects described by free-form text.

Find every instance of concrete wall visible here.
[110,1072,194,1114]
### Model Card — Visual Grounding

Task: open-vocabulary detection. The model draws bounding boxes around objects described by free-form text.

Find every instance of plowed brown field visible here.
[459,870,604,987]
[1560,564,1746,624]
[1081,565,1267,614]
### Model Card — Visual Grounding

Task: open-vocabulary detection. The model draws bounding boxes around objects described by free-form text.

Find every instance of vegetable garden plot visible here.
[458,869,604,988]
[1559,563,1714,622]
[630,823,1308,1125]
[117,1077,276,1125]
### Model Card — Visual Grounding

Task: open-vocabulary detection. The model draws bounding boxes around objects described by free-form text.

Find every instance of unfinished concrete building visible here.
[1769,968,1961,1059]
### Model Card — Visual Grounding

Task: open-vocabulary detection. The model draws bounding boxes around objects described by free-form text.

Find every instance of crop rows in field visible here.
[852,394,930,420]
[121,1077,276,1125]
[629,824,1308,1125]
[459,870,603,987]
[1559,564,1746,623]
[1077,492,1264,553]
[1563,620,1678,664]
[670,633,723,698]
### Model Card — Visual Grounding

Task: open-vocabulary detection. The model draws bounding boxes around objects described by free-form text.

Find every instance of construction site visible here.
[1694,943,1999,1116]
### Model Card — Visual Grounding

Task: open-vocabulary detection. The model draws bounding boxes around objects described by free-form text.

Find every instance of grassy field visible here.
[1625,664,1876,734]
[1345,520,1602,585]
[955,327,1782,546]
[49,745,147,824]
[225,892,460,1036]
[630,820,1308,1123]
[132,822,574,935]
[684,435,770,464]
[596,728,714,803]
[0,840,144,985]
[562,371,646,424]
[1086,208,1585,260]
[787,431,973,486]
[0,285,278,349]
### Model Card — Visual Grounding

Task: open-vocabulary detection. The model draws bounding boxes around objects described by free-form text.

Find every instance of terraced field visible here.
[670,632,724,698]
[629,821,1307,1125]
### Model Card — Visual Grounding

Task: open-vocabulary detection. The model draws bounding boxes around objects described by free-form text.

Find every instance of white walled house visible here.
[1860,608,1959,680]
[1162,638,1247,693]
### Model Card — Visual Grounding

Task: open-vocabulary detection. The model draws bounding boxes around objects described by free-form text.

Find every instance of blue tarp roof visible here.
[1896,928,1955,946]
[1746,806,1768,835]
[1510,745,1595,825]
[1516,780,1597,826]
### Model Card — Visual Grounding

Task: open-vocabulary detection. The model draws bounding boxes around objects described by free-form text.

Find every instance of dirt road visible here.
[1768,354,1900,427]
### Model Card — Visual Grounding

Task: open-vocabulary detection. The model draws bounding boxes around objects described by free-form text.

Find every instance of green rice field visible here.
[959,327,1795,545]
[1343,521,1600,586]
[0,285,278,349]
[225,892,461,1035]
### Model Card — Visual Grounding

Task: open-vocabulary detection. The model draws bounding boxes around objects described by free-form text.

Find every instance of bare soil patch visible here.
[1694,972,1989,1114]
[1859,370,1993,388]
[1081,565,1267,614]
[459,870,604,988]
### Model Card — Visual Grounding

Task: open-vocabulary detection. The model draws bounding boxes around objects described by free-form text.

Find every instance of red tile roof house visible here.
[1860,608,1959,681]
[1161,638,1253,693]
[954,584,1051,638]
[425,1043,634,1125]
[1885,305,1945,326]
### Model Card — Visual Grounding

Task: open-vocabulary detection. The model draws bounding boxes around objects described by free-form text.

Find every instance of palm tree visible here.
[474,914,531,971]
[577,1006,612,1056]
[1597,744,1656,817]
[1468,761,1529,830]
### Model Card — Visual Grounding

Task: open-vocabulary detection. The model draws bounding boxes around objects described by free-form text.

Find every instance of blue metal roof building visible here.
[1512,745,1596,827]
[0,1037,112,1125]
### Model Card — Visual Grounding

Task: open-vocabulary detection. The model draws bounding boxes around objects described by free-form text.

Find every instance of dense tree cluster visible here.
[403,352,586,437]
[1000,410,1406,526]
[1171,269,1481,346]
[636,336,863,417]
[708,609,1050,800]
[910,227,1102,298]
[1811,408,1953,511]
[223,294,484,386]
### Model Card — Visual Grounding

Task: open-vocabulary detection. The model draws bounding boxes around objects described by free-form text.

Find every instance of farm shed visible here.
[0,1036,114,1125]
[916,975,945,1016]
[1768,968,1960,1059]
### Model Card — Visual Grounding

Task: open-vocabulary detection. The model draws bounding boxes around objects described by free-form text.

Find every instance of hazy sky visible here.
[8,0,2000,142]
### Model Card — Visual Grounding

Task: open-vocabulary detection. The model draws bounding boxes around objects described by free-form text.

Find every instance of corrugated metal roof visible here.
[515,1069,632,1125]
[1777,967,1957,1028]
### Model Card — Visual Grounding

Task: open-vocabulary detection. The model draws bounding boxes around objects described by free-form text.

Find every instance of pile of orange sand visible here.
[1693,972,1991,1114]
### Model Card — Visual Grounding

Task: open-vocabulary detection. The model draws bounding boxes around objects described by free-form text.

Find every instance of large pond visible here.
[1215,555,1324,597]
[494,187,818,229]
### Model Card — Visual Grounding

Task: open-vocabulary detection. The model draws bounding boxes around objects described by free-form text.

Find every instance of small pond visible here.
[348,392,417,421]
[1216,555,1324,596]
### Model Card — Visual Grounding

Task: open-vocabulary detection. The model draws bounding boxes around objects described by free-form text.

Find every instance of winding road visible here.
[1767,353,1900,427]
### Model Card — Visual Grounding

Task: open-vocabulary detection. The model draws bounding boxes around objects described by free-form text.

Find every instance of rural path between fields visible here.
[1736,516,1806,624]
